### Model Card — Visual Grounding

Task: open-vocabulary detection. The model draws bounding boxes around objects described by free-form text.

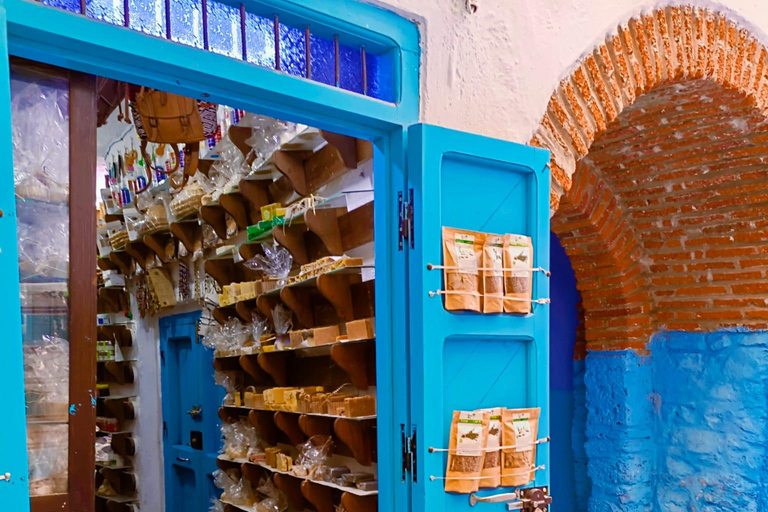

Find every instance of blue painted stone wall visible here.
[583,331,768,511]
[652,330,768,511]
[550,232,581,512]
[584,350,654,512]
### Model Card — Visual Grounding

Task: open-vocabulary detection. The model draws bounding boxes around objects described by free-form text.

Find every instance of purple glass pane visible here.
[366,51,394,102]
[279,24,306,77]
[128,0,165,37]
[207,1,242,59]
[245,12,275,69]
[339,43,364,94]
[41,0,80,13]
[170,0,203,48]
[86,0,125,25]
[309,33,334,86]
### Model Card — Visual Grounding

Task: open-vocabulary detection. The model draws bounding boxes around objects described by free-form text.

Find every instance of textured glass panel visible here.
[86,0,125,25]
[366,51,394,102]
[10,64,71,498]
[207,1,242,58]
[245,12,275,69]
[309,33,334,86]
[171,0,203,48]
[339,43,364,94]
[42,0,80,12]
[279,24,306,77]
[128,0,165,37]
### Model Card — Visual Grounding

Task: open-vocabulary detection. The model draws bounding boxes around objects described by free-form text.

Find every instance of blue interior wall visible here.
[550,232,580,512]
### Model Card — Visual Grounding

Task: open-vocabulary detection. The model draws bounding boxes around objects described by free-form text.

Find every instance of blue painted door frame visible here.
[160,311,224,512]
[0,1,416,511]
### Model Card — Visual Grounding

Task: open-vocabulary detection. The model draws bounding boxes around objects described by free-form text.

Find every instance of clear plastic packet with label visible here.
[442,227,484,313]
[445,410,489,493]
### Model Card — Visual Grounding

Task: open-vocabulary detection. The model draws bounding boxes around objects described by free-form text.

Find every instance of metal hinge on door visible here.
[401,425,417,483]
[398,189,415,251]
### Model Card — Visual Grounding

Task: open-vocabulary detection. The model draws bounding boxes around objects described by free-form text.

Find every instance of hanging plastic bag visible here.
[255,478,289,512]
[244,242,292,284]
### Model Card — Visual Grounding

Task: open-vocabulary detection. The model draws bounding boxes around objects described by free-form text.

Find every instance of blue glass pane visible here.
[279,24,306,78]
[41,0,80,13]
[128,0,165,37]
[339,44,364,94]
[309,33,334,86]
[245,13,275,69]
[207,1,242,59]
[86,0,125,25]
[366,51,394,102]
[171,0,203,48]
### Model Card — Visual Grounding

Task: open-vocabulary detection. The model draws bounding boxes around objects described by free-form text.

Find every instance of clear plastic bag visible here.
[209,498,225,512]
[24,335,69,422]
[222,420,260,461]
[296,435,334,478]
[244,242,292,284]
[251,313,269,346]
[255,478,289,512]
[272,304,293,336]
[167,182,204,221]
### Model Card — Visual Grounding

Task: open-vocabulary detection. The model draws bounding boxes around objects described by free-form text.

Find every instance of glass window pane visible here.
[86,0,125,26]
[128,0,165,37]
[11,65,71,498]
[207,1,242,59]
[170,0,203,48]
[309,33,334,86]
[366,51,395,102]
[279,24,306,78]
[41,0,80,13]
[245,13,275,69]
[339,43,364,94]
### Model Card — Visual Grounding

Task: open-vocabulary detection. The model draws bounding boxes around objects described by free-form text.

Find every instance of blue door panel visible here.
[407,124,551,512]
[161,311,220,512]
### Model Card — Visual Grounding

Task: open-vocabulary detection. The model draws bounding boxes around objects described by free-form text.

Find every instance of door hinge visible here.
[401,424,417,483]
[398,189,415,251]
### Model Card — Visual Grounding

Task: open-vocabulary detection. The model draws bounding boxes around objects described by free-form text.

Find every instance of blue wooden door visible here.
[406,125,551,511]
[160,311,224,512]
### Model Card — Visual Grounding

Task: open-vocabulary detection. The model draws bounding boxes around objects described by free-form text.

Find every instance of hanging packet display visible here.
[442,227,485,313]
[483,235,505,313]
[503,234,534,314]
[478,407,503,488]
[501,407,540,487]
[445,410,489,493]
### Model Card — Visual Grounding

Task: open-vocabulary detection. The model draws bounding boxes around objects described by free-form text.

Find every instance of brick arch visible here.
[531,6,768,351]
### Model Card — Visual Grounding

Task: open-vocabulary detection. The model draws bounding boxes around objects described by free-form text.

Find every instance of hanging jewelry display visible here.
[178,261,191,302]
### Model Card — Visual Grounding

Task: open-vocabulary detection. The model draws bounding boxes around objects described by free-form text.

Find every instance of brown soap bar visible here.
[346,317,375,341]
[344,395,376,417]
[341,472,375,486]
[356,480,378,491]
[313,325,341,346]
[329,467,351,478]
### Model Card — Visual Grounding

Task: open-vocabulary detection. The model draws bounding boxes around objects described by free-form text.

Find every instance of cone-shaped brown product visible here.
[501,408,540,487]
[445,410,490,493]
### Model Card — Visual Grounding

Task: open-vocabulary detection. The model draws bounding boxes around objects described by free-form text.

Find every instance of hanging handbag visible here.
[130,87,217,191]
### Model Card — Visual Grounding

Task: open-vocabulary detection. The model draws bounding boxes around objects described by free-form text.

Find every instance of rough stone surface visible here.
[584,331,768,510]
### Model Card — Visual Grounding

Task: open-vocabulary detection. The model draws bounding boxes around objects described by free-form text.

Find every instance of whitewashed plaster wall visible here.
[365,0,768,144]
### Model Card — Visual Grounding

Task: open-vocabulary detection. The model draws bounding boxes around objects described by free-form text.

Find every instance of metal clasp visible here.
[186,405,202,419]
[0,473,10,483]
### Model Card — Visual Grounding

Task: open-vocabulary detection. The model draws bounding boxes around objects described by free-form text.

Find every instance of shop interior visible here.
[16,56,380,512]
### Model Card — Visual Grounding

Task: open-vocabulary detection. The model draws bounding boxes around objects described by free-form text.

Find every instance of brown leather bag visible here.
[131,87,216,191]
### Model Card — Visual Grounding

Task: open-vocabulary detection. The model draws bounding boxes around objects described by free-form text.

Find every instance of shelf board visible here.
[216,455,377,497]
[214,337,373,360]
[95,494,137,504]
[219,405,375,422]
[96,462,132,470]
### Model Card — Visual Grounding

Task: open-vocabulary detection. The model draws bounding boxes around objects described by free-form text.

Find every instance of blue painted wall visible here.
[583,330,768,511]
[550,232,580,512]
